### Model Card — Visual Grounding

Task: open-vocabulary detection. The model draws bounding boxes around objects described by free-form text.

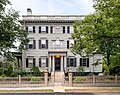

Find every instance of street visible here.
[0,92,120,95]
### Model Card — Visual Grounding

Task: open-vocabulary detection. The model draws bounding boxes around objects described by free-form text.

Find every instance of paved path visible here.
[53,83,65,92]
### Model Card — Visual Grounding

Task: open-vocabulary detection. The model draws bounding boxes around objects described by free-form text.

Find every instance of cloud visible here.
[10,0,95,15]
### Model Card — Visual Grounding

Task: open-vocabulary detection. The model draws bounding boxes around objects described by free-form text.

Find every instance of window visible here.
[67,26,70,33]
[39,26,48,33]
[63,26,65,33]
[27,39,36,49]
[26,58,35,68]
[67,39,74,49]
[39,39,48,49]
[80,58,89,67]
[26,26,35,33]
[70,26,74,33]
[39,57,48,67]
[53,39,63,48]
[67,57,76,67]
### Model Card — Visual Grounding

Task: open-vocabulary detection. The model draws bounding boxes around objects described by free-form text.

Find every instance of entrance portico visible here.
[48,51,67,73]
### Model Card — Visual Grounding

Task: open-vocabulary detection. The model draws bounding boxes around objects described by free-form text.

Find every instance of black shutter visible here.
[33,58,35,66]
[39,40,41,49]
[46,58,48,67]
[50,26,53,33]
[39,58,41,67]
[33,26,35,33]
[46,40,48,49]
[39,26,41,33]
[26,44,28,49]
[63,26,65,33]
[67,41,69,49]
[26,58,28,68]
[26,26,28,32]
[67,58,69,67]
[33,40,36,49]
[74,58,76,67]
[74,40,76,45]
[46,26,48,33]
[80,58,82,66]
[67,26,70,33]
[87,58,89,67]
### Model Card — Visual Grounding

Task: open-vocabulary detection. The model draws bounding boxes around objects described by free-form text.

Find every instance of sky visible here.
[10,0,95,16]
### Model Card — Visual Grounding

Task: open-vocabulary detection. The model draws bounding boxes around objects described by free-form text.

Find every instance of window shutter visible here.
[87,58,89,67]
[74,41,76,45]
[67,41,69,49]
[33,58,35,66]
[26,58,28,68]
[33,40,36,49]
[26,44,28,49]
[67,26,70,33]
[74,58,76,67]
[26,26,28,32]
[46,58,48,67]
[63,26,65,33]
[67,58,69,67]
[39,40,41,49]
[39,26,41,33]
[80,58,82,66]
[46,40,48,49]
[39,58,41,67]
[50,26,53,33]
[46,26,48,33]
[33,26,35,33]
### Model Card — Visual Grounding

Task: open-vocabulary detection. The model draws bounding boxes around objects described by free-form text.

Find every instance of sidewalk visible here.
[0,84,120,92]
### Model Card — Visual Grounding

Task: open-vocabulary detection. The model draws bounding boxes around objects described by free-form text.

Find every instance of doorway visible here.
[55,58,61,71]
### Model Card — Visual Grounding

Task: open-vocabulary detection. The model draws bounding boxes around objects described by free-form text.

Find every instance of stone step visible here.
[54,72,64,82]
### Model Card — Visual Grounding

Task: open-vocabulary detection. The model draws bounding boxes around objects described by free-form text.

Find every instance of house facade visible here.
[20,9,102,74]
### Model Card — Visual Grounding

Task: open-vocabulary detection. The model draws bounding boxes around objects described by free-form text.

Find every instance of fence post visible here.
[115,75,117,84]
[19,75,21,84]
[69,69,72,86]
[44,68,48,86]
[93,75,95,84]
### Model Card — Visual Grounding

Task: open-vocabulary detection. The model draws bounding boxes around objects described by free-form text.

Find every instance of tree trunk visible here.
[106,52,110,66]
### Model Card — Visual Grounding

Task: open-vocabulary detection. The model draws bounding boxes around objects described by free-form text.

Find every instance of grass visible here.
[65,88,120,92]
[0,89,53,93]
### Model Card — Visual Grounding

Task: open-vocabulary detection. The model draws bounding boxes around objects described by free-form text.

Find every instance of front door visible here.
[55,58,61,71]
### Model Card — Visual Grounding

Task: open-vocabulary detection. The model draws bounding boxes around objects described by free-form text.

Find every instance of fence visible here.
[64,71,120,86]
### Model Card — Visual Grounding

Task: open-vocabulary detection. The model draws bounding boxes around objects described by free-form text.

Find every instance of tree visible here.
[0,0,28,59]
[72,0,120,70]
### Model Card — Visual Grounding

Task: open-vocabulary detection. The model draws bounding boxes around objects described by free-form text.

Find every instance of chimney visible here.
[27,8,32,15]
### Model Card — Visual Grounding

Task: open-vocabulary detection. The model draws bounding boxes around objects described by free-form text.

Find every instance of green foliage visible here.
[73,77,86,83]
[30,77,41,84]
[76,66,84,76]
[30,66,42,76]
[72,0,120,75]
[0,0,28,59]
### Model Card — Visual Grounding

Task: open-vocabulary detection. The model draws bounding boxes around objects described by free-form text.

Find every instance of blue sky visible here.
[11,0,95,16]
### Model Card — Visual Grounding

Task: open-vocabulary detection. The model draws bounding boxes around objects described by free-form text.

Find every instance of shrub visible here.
[73,77,86,83]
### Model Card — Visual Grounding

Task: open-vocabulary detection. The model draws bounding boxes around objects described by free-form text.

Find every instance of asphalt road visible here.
[0,92,120,95]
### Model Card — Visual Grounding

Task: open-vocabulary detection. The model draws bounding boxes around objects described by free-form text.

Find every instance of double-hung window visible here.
[80,58,89,67]
[39,26,48,33]
[67,57,76,67]
[39,57,48,67]
[26,58,35,68]
[26,26,35,33]
[27,39,36,49]
[39,39,48,49]
[67,39,74,49]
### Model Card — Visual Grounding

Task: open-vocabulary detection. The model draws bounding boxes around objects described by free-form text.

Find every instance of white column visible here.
[52,56,55,72]
[61,56,63,71]
[49,56,51,73]
[64,56,67,73]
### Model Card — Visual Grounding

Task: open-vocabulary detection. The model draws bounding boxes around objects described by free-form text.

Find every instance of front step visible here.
[54,72,64,82]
